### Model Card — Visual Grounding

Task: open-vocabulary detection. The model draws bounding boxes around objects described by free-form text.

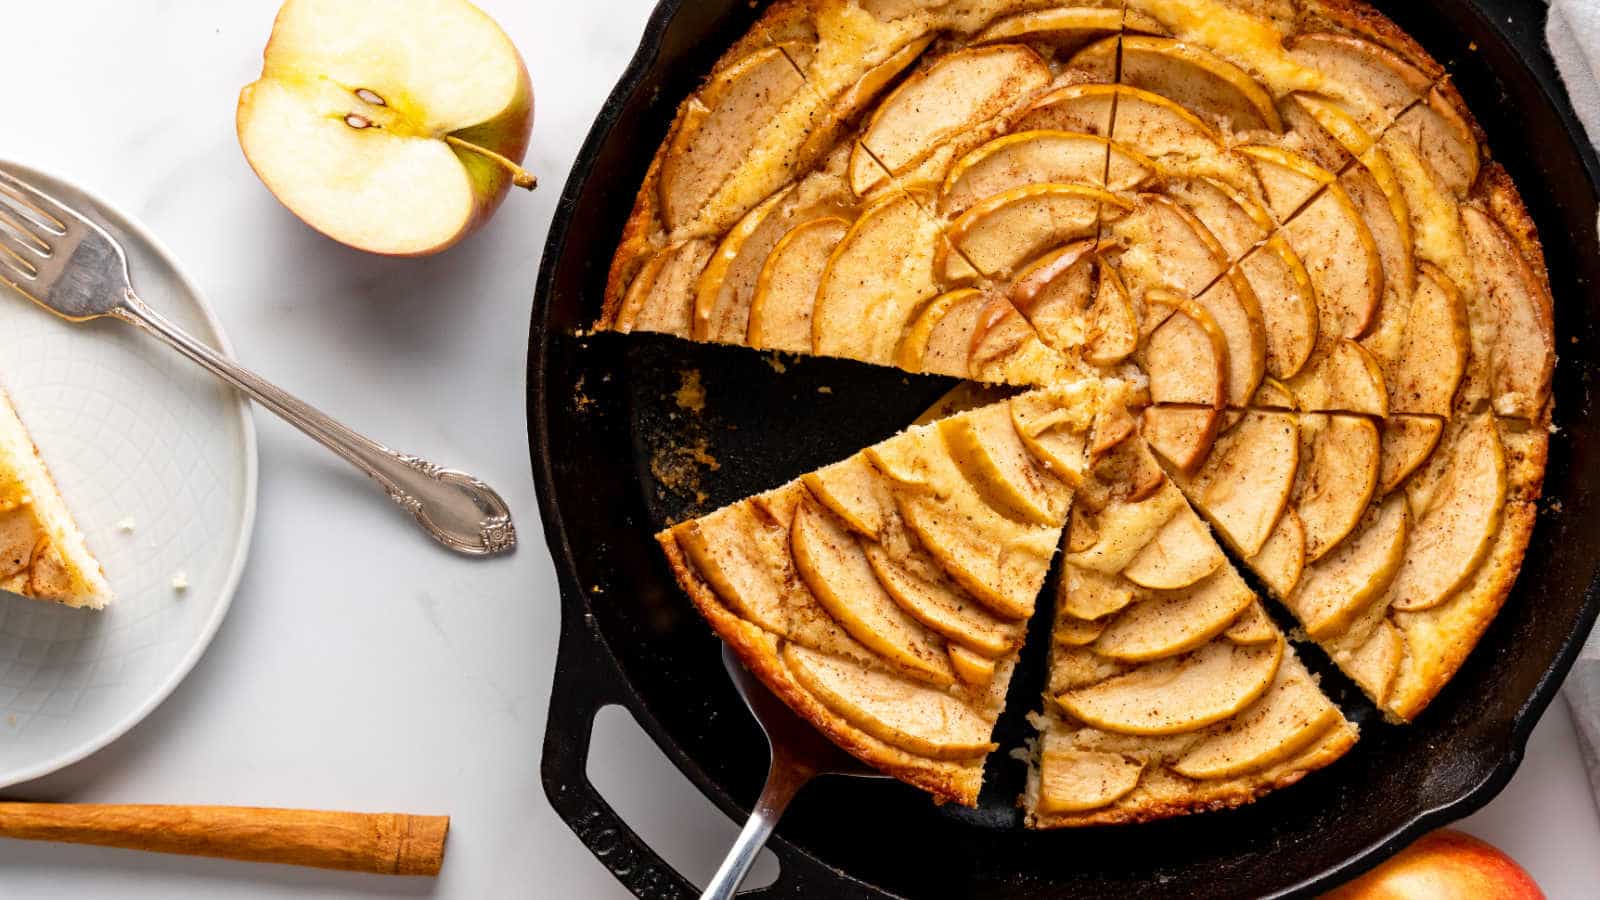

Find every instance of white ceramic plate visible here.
[0,162,257,788]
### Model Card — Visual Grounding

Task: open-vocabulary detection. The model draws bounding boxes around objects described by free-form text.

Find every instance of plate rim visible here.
[0,159,260,789]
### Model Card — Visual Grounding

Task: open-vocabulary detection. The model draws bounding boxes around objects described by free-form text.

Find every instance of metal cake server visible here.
[0,164,514,557]
[702,642,887,899]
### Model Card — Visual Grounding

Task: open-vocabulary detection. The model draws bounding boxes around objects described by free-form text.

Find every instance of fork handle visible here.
[113,291,515,556]
[701,751,813,900]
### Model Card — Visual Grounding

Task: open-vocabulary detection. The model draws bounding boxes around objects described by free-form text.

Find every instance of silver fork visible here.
[0,165,515,557]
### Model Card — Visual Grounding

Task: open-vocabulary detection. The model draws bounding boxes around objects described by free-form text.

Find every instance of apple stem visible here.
[444,136,537,190]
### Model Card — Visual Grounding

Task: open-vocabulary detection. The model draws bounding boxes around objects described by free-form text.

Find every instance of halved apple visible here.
[944,183,1121,278]
[1065,483,1187,575]
[1388,415,1506,612]
[1036,739,1145,814]
[1390,263,1469,416]
[942,132,1151,215]
[1239,237,1319,379]
[1177,411,1299,558]
[949,644,998,685]
[1055,639,1284,736]
[1059,563,1137,621]
[1295,414,1381,562]
[1142,406,1223,474]
[865,545,1018,657]
[852,44,1051,196]
[1076,36,1281,133]
[791,500,954,684]
[1338,619,1403,707]
[814,192,941,363]
[940,402,1071,524]
[1224,602,1279,646]
[1249,507,1307,598]
[1172,667,1343,780]
[1121,507,1227,591]
[781,643,995,760]
[1285,494,1408,639]
[1461,206,1556,421]
[1378,415,1445,496]
[613,240,713,335]
[1137,294,1229,409]
[237,0,536,256]
[1286,339,1389,416]
[1093,568,1254,662]
[747,216,850,352]
[801,455,893,538]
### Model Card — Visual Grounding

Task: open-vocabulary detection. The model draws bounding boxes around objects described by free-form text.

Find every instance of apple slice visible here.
[1378,415,1445,496]
[1162,177,1272,260]
[1065,484,1187,575]
[1014,83,1117,137]
[1077,36,1281,133]
[781,643,995,760]
[1008,385,1097,480]
[791,501,954,684]
[944,183,1121,278]
[1059,563,1137,621]
[1390,88,1480,197]
[814,192,941,363]
[1282,192,1384,342]
[1295,414,1381,562]
[694,186,794,342]
[1177,411,1299,558]
[1087,261,1139,366]
[1237,146,1336,222]
[236,0,536,256]
[1195,272,1268,406]
[940,402,1071,525]
[1137,295,1229,409]
[794,36,935,168]
[747,217,849,352]
[1286,338,1389,416]
[967,295,1078,386]
[613,240,713,336]
[1109,196,1233,304]
[801,455,894,538]
[1380,129,1472,289]
[1101,86,1242,181]
[1036,739,1145,815]
[1008,241,1095,349]
[942,132,1152,215]
[1285,494,1408,639]
[1172,667,1344,780]
[1056,615,1109,648]
[1287,33,1433,129]
[1239,237,1319,379]
[1388,415,1507,612]
[949,645,998,686]
[974,7,1130,53]
[865,546,1018,657]
[1121,507,1227,591]
[852,44,1051,196]
[1142,407,1223,474]
[1249,507,1307,598]
[1055,639,1284,736]
[1391,263,1469,416]
[1093,568,1255,662]
[1224,602,1279,646]
[676,507,789,634]
[897,288,984,377]
[1338,619,1403,707]
[1461,206,1556,421]
[1253,377,1299,410]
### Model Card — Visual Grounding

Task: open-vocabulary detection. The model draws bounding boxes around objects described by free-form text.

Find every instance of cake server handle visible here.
[701,750,813,900]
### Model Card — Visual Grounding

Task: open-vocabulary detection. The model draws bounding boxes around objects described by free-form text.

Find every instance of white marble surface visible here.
[1,1,1597,897]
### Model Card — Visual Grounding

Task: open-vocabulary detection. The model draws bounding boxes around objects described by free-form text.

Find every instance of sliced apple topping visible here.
[1093,567,1255,662]
[613,240,714,336]
[1014,83,1117,137]
[1378,415,1445,496]
[801,455,893,538]
[949,644,998,685]
[1008,241,1095,350]
[1109,196,1233,304]
[1142,407,1223,474]
[1337,619,1403,707]
[1282,190,1384,341]
[1083,36,1281,134]
[1286,33,1433,130]
[795,36,935,167]
[747,217,849,352]
[1177,411,1298,558]
[1390,263,1469,416]
[1250,507,1306,598]
[1059,563,1137,621]
[1171,667,1343,780]
[694,186,795,342]
[1390,88,1481,198]
[942,132,1152,216]
[1461,206,1556,421]
[676,508,789,634]
[1195,272,1268,406]
[1286,339,1389,416]
[1056,638,1284,736]
[968,295,1078,385]
[1224,602,1279,646]
[940,401,1071,525]
[1137,296,1228,409]
[865,545,1018,657]
[1008,385,1097,480]
[1238,237,1319,379]
[660,46,808,231]
[1121,507,1227,591]
[1388,414,1507,612]
[852,44,1051,196]
[1086,261,1140,366]
[791,500,955,684]
[1036,739,1145,814]
[897,288,984,377]
[1065,483,1187,576]
[1294,414,1380,562]
[814,192,941,363]
[944,183,1121,278]
[781,643,995,760]
[974,7,1129,54]
[1056,614,1110,648]
[1285,494,1408,639]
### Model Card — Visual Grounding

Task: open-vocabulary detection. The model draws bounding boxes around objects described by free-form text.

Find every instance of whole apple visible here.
[238,0,535,256]
[1326,829,1543,899]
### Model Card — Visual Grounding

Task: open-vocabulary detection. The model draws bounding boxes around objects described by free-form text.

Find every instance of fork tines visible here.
[0,172,69,281]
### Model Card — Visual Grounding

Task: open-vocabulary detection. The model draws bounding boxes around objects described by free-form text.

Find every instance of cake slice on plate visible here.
[0,387,112,609]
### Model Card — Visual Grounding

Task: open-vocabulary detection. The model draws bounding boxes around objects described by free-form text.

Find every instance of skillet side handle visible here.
[541,609,698,899]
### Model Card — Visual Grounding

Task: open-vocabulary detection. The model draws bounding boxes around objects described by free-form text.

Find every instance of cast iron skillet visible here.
[533,1,1600,895]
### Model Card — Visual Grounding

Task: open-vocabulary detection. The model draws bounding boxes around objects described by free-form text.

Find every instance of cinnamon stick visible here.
[0,804,448,875]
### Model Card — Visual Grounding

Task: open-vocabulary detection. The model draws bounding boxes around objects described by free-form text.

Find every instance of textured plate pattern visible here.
[0,163,257,788]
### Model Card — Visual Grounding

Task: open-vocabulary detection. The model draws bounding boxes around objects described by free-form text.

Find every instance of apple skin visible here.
[1326,829,1543,900]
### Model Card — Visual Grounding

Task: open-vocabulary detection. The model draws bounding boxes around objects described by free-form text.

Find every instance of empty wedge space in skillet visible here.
[657,379,1118,804]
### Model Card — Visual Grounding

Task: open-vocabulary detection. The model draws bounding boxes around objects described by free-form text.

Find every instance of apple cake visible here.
[601,0,1554,821]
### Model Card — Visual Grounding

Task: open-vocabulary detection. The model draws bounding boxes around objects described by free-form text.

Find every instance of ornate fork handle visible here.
[113,290,515,557]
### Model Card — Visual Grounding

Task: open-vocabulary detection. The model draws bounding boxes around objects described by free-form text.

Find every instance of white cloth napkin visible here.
[1548,0,1600,811]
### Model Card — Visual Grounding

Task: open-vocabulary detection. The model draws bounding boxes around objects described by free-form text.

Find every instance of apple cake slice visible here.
[0,387,112,609]
[659,379,1116,803]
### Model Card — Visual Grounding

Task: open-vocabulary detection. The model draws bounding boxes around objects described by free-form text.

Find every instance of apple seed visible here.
[354,88,387,107]
[344,114,375,129]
